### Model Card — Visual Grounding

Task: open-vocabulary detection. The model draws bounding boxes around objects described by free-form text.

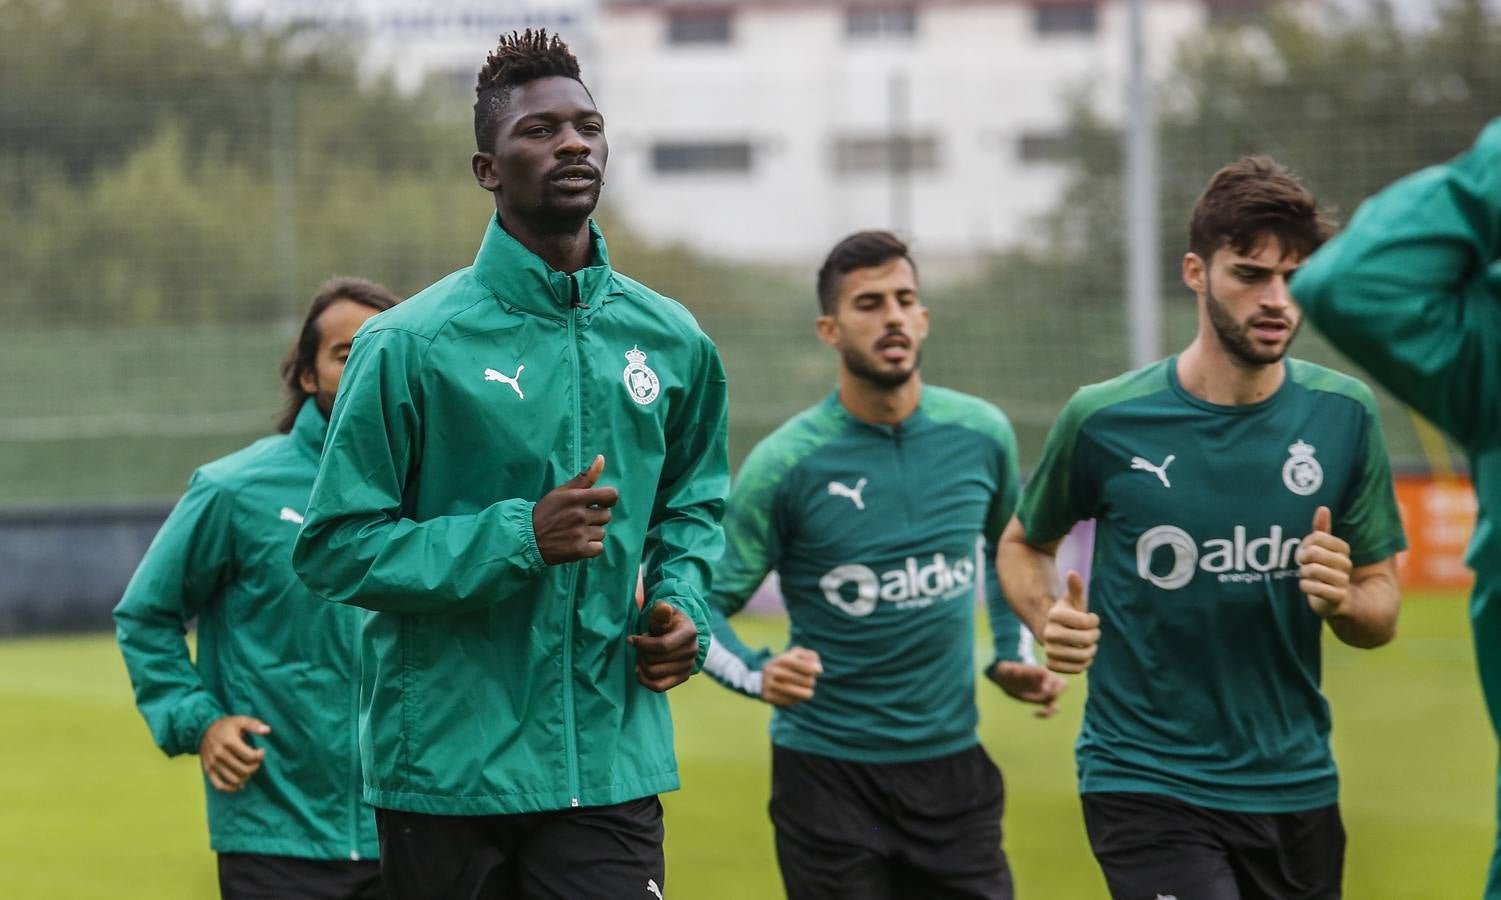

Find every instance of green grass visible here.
[0,594,1492,898]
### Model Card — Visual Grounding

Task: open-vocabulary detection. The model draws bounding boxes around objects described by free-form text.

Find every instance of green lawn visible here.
[0,594,1492,898]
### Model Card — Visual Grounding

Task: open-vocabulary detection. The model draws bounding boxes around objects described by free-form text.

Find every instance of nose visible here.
[556,124,589,159]
[1263,275,1292,311]
[882,296,907,326]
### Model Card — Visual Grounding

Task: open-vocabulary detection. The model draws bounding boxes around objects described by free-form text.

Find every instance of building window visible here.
[1205,1,1266,27]
[833,135,938,175]
[1033,3,1097,35]
[667,11,732,45]
[1017,131,1072,164]
[652,141,754,174]
[846,7,918,40]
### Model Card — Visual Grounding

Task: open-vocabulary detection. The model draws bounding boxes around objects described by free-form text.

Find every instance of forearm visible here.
[997,518,1062,640]
[1325,568,1400,649]
[113,606,225,756]
[983,543,1033,666]
[701,601,773,700]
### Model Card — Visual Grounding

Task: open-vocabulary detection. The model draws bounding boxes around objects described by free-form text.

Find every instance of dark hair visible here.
[474,29,585,152]
[815,230,917,314]
[277,277,400,433]
[1188,156,1335,263]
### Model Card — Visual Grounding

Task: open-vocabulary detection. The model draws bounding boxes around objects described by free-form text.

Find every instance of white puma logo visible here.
[279,507,304,525]
[828,478,868,510]
[1130,454,1175,488]
[646,879,664,900]
[484,365,524,399]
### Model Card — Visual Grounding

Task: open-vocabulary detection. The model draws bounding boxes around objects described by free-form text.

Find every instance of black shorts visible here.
[217,853,386,900]
[374,796,664,900]
[770,744,1013,900]
[1082,791,1346,900]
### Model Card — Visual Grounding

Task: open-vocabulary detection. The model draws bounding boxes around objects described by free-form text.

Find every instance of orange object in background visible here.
[1393,474,1477,590]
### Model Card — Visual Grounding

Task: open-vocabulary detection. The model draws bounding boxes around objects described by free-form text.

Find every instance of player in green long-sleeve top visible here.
[1293,118,1501,898]
[704,231,1066,900]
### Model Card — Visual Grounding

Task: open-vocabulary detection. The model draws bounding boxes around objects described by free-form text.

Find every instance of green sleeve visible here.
[638,335,731,672]
[1338,401,1409,567]
[292,327,547,615]
[701,434,787,700]
[1294,118,1501,448]
[982,414,1035,671]
[112,472,233,757]
[1017,392,1101,545]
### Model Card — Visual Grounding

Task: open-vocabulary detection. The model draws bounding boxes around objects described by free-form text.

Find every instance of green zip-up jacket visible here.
[293,215,729,816]
[1293,119,1501,885]
[114,399,377,861]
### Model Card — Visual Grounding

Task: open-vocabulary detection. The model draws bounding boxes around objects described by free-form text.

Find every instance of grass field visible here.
[0,594,1493,898]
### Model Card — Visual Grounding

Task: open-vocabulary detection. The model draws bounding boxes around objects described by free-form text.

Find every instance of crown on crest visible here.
[1288,439,1316,457]
[625,345,647,365]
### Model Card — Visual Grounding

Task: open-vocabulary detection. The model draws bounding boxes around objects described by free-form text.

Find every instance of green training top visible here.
[1018,357,1406,813]
[705,386,1032,764]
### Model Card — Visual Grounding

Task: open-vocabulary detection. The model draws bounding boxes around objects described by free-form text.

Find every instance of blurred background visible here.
[1,0,1498,896]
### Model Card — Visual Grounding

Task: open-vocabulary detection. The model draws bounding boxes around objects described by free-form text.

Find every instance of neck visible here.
[496,203,594,274]
[1176,336,1284,405]
[838,369,922,425]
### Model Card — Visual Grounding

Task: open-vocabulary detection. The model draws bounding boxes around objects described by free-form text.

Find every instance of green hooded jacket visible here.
[114,398,378,861]
[293,215,729,816]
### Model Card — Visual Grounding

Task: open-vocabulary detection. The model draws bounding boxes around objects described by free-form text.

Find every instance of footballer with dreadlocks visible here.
[294,30,730,900]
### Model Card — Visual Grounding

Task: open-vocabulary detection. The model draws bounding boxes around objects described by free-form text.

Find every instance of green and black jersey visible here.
[705,387,1031,764]
[1018,356,1406,813]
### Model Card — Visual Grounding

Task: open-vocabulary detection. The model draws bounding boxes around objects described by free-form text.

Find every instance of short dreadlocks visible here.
[474,29,587,152]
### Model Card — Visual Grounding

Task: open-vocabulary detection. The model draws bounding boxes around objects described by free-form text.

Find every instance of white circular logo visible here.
[622,345,660,406]
[1136,525,1198,590]
[1282,439,1322,496]
[819,564,879,617]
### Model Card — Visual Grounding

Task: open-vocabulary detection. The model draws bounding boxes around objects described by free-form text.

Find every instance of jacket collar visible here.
[290,396,328,461]
[471,214,617,321]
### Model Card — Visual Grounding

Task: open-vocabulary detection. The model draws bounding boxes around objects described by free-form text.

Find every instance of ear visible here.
[1182,252,1206,294]
[472,151,501,193]
[299,367,319,396]
[815,314,840,349]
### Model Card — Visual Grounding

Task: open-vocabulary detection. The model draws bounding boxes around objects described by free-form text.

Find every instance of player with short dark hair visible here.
[115,276,400,900]
[705,230,1065,900]
[293,29,729,900]
[1291,118,1501,899]
[1000,158,1406,899]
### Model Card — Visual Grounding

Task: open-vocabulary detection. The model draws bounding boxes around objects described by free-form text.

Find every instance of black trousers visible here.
[217,853,386,900]
[1082,791,1346,900]
[374,796,665,900]
[770,744,1014,900]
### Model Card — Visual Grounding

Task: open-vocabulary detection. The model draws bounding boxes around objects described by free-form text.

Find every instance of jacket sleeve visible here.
[638,334,731,671]
[293,327,547,614]
[1292,117,1501,449]
[701,436,787,701]
[982,417,1037,675]
[113,472,234,757]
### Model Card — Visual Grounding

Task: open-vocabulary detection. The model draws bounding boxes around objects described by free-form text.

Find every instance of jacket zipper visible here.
[347,606,362,859]
[563,279,583,807]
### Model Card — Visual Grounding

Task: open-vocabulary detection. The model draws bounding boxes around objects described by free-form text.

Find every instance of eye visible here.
[579,122,603,135]
[525,124,552,138]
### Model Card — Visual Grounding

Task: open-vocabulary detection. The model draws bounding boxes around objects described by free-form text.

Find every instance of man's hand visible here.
[1297,505,1352,618]
[761,647,822,708]
[533,455,619,565]
[1042,570,1099,674]
[199,715,271,793]
[990,661,1068,718]
[629,602,698,692]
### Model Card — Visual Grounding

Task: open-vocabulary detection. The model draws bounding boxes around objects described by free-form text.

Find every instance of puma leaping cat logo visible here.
[484,366,524,399]
[828,478,868,510]
[1131,454,1175,488]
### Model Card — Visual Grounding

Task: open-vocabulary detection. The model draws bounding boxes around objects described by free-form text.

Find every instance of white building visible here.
[594,0,1273,264]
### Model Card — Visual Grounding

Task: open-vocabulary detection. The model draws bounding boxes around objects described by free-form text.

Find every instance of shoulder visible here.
[188,433,291,503]
[921,386,1015,447]
[736,402,849,494]
[359,269,489,345]
[1059,358,1174,435]
[609,272,713,344]
[1287,358,1380,417]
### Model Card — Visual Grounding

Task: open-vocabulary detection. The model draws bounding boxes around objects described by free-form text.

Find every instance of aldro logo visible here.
[819,554,975,616]
[1137,525,1302,589]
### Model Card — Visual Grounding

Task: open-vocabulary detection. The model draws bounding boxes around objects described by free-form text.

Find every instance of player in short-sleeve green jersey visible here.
[1001,158,1405,900]
[705,232,1065,900]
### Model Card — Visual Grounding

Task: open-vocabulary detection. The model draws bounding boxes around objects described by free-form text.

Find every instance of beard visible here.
[840,343,921,388]
[1204,275,1300,367]
[312,386,336,420]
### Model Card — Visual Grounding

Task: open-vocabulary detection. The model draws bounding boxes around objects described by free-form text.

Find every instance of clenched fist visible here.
[199,715,271,793]
[533,455,619,565]
[1297,505,1352,618]
[1042,570,1099,674]
[761,647,822,708]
